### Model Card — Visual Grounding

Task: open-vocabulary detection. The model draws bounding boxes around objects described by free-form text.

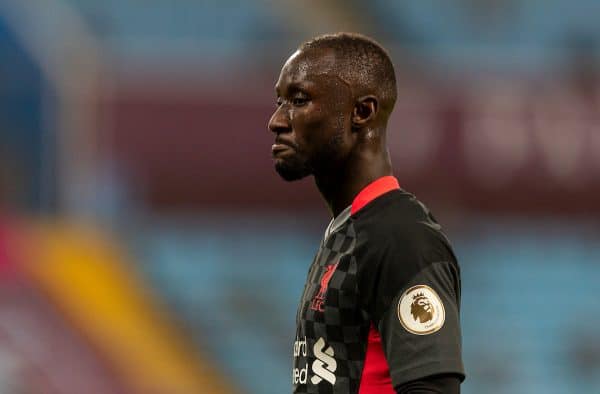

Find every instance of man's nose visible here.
[268,106,291,134]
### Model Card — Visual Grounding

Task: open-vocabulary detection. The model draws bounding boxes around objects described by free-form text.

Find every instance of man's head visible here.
[268,32,397,181]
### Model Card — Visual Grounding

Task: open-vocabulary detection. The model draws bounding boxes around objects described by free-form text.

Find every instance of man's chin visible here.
[274,162,311,181]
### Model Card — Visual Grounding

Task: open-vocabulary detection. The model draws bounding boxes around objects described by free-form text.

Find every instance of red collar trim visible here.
[351,176,400,216]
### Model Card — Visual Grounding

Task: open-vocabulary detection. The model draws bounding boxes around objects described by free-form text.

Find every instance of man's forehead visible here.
[278,48,339,84]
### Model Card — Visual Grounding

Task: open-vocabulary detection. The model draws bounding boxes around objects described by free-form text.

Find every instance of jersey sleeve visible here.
[357,224,465,387]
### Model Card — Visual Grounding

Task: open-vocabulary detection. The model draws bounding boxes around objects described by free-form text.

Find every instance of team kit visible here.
[291,177,464,393]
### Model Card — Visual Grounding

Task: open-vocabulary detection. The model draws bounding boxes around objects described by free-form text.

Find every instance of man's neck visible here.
[315,149,393,218]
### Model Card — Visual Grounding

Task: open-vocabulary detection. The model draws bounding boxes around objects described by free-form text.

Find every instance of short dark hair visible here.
[299,32,397,115]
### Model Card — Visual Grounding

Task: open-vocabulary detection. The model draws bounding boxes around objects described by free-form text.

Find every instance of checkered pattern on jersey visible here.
[294,221,371,394]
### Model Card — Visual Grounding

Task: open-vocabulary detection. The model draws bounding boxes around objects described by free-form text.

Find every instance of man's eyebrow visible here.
[287,82,310,92]
[276,81,312,96]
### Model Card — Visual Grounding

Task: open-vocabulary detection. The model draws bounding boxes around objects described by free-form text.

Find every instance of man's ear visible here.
[352,95,378,128]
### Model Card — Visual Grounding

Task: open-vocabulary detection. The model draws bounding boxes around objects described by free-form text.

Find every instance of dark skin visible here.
[268,47,393,217]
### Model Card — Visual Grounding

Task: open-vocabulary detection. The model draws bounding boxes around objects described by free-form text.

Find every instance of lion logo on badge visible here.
[398,285,445,335]
[410,292,434,323]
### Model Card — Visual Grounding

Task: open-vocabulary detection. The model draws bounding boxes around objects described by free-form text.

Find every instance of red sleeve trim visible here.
[351,176,400,216]
[358,324,395,394]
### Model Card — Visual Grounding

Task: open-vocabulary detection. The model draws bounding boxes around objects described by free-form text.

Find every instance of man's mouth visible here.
[272,143,294,157]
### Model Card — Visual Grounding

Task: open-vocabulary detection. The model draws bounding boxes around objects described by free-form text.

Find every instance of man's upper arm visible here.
[359,227,465,388]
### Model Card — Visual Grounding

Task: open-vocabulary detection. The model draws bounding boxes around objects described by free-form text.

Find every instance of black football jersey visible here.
[292,176,464,393]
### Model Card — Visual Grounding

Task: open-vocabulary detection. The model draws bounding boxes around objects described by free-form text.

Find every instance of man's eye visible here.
[292,97,309,106]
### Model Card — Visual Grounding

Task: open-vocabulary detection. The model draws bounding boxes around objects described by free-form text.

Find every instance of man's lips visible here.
[272,143,294,157]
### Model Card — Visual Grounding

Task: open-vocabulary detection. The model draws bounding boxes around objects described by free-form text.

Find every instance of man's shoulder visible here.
[351,189,455,262]
[352,189,439,237]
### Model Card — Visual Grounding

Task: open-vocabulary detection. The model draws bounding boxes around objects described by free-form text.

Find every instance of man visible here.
[268,33,465,393]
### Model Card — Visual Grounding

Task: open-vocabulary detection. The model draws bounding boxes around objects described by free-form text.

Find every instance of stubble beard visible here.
[274,155,312,181]
[275,120,346,182]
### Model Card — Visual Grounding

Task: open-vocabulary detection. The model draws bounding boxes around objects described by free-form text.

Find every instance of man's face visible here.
[268,49,354,181]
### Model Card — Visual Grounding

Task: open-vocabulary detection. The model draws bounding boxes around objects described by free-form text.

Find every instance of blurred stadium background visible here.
[1,1,599,393]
